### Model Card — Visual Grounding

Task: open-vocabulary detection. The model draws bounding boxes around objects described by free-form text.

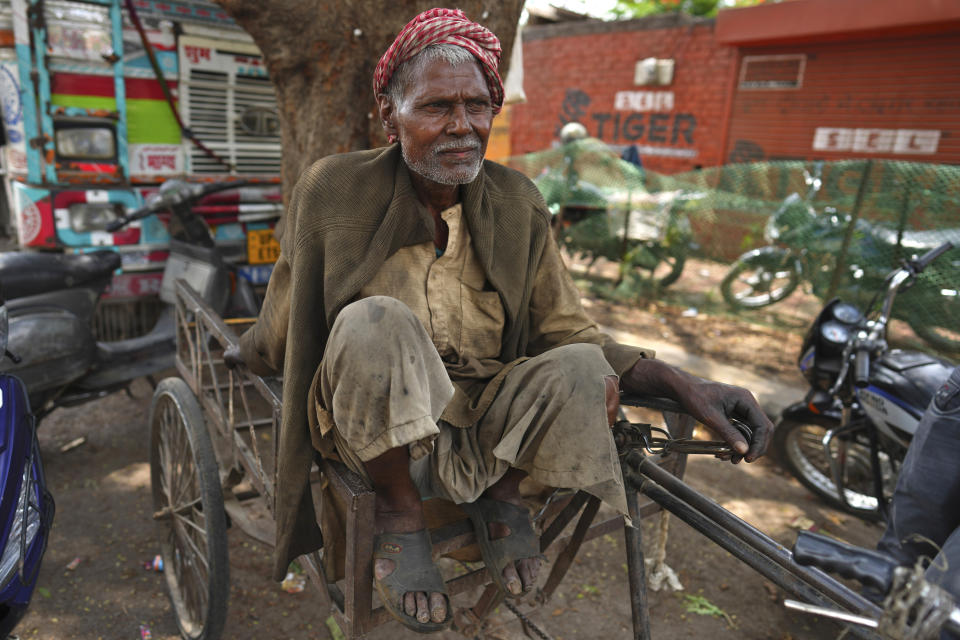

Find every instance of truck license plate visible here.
[246,228,280,265]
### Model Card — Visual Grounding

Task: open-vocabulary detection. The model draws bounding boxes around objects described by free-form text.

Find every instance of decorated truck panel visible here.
[0,0,282,331]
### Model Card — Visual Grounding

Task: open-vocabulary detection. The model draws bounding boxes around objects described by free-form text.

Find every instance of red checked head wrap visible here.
[374,8,503,115]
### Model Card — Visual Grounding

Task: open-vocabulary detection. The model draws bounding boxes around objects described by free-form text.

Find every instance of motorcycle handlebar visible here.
[911,241,954,273]
[105,216,137,232]
[104,180,254,232]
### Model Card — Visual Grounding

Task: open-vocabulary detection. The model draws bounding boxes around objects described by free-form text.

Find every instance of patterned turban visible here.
[374,8,503,116]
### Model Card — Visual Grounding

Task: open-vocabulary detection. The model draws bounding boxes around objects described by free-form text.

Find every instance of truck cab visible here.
[0,0,281,338]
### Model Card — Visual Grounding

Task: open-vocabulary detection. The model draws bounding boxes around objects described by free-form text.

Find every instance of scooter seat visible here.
[0,250,121,301]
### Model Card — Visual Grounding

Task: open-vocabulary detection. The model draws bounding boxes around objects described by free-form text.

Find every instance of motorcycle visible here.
[0,180,261,414]
[771,242,955,521]
[0,299,55,636]
[532,140,698,290]
[720,164,960,353]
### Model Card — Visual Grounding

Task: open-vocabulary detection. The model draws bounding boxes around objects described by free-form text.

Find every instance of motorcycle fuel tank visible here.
[858,350,954,443]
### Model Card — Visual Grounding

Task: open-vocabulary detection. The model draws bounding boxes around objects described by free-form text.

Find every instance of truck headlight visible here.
[68,202,122,233]
[55,126,116,161]
[0,466,41,590]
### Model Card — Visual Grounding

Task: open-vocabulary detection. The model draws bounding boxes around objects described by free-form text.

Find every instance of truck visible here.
[0,0,282,338]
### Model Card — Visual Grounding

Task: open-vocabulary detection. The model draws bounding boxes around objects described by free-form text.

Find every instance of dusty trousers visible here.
[318,296,628,515]
[877,365,960,639]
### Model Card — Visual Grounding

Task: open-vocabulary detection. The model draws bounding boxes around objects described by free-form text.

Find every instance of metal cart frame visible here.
[149,280,884,640]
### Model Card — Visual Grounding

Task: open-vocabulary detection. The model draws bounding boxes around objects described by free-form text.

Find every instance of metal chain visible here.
[503,599,555,640]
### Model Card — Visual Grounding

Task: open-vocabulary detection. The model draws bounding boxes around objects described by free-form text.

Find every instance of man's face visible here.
[382,57,493,186]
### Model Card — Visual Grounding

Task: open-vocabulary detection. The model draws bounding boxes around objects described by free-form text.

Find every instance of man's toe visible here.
[404,591,417,617]
[502,563,523,595]
[518,557,542,592]
[415,592,430,623]
[430,592,447,623]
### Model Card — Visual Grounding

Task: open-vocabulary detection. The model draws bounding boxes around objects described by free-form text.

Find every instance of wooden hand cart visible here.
[151,280,885,640]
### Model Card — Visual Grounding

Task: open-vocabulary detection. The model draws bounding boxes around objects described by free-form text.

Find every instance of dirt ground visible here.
[17,256,906,640]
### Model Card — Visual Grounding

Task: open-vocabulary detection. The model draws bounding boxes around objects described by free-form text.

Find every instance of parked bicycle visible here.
[772,242,955,521]
[720,164,960,353]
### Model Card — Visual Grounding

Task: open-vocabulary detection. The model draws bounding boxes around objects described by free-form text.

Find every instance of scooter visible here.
[0,299,55,636]
[771,242,955,520]
[0,179,261,414]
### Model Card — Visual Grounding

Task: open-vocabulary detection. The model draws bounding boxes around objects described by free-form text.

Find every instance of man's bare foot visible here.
[365,447,447,626]
[373,495,447,624]
[482,471,542,595]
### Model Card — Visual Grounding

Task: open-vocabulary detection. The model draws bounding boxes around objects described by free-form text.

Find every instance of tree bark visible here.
[214,1,524,207]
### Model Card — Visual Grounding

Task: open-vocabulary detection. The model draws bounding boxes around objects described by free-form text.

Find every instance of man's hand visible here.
[223,344,245,369]
[621,358,773,463]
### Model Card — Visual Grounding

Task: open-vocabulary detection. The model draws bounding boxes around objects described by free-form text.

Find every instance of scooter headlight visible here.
[0,465,42,590]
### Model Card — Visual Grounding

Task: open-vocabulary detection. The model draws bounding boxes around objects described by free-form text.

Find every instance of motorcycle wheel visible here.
[772,417,887,522]
[149,377,229,640]
[630,242,687,288]
[721,248,801,309]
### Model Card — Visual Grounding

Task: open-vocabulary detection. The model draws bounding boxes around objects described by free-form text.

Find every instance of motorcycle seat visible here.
[78,308,175,389]
[0,250,121,301]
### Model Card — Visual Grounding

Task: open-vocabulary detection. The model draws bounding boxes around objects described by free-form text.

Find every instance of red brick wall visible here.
[725,33,960,164]
[510,16,737,174]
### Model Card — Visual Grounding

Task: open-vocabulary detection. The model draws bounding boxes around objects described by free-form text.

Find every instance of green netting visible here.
[505,139,960,355]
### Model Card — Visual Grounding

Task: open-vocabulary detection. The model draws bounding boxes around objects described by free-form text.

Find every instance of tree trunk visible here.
[214,0,524,209]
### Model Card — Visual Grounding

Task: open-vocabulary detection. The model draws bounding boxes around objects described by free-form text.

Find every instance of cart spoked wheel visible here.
[149,378,229,640]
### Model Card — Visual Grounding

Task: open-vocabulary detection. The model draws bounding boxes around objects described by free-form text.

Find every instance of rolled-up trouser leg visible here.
[319,296,455,477]
[426,343,628,517]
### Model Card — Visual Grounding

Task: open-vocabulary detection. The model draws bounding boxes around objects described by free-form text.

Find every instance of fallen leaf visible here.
[788,516,817,531]
[825,513,847,527]
[60,436,87,453]
[680,594,736,628]
[325,617,346,640]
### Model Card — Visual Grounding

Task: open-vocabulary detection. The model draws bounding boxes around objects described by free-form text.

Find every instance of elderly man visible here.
[226,7,772,634]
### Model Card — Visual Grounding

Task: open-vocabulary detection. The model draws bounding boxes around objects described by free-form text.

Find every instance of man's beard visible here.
[403,136,483,186]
